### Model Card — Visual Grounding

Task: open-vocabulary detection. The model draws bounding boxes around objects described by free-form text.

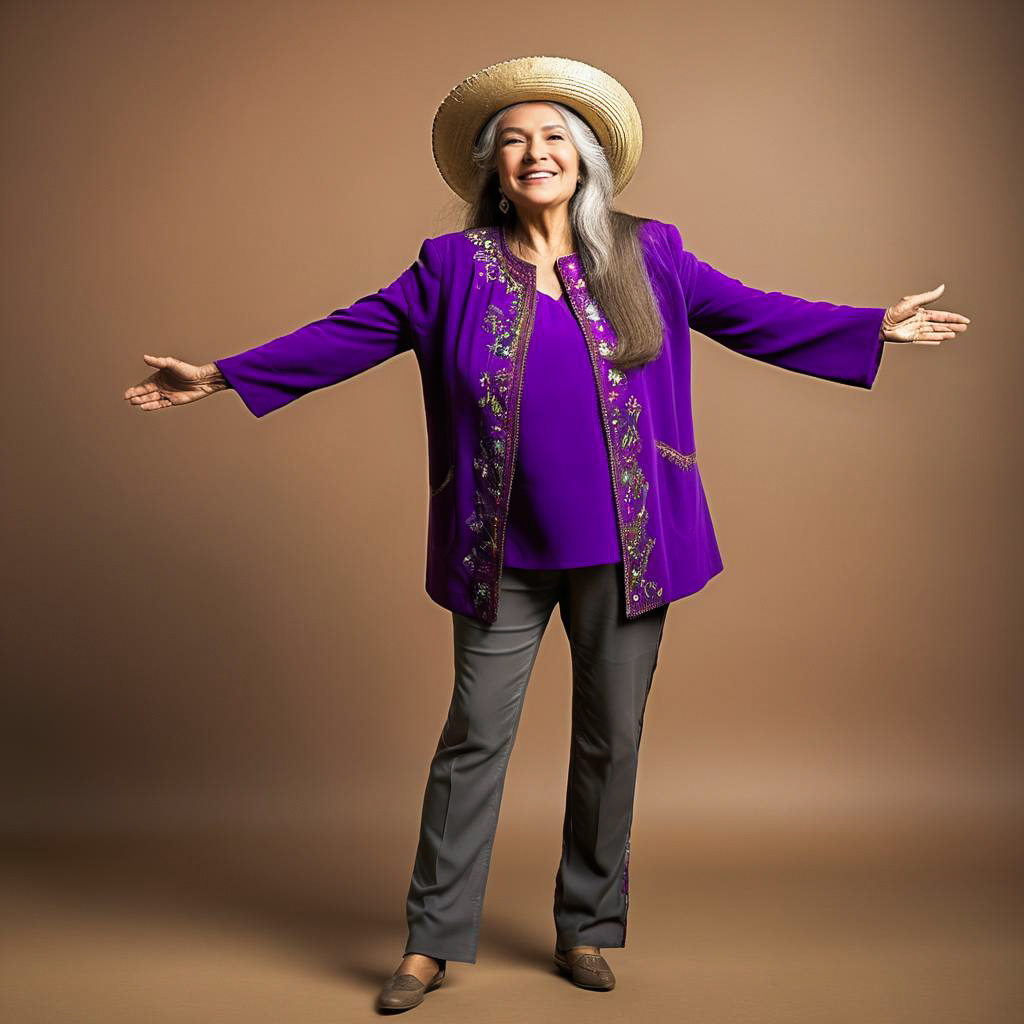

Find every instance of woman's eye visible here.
[503,135,563,144]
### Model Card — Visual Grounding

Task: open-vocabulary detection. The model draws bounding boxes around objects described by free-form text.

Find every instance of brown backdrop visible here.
[3,1,1021,1020]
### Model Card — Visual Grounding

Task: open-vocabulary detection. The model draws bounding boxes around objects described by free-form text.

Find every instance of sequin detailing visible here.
[655,440,698,470]
[558,255,665,617]
[461,227,535,621]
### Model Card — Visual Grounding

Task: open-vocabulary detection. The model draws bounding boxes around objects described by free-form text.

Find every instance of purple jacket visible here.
[215,218,886,624]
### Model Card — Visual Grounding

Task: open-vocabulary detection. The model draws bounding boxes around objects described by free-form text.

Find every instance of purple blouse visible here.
[503,290,621,569]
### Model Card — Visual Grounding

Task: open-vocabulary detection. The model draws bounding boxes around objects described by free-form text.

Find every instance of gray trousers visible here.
[404,562,669,967]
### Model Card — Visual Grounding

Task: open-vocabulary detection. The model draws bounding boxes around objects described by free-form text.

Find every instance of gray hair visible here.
[469,101,617,278]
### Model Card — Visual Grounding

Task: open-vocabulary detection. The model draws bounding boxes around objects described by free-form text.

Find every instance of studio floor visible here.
[2,819,1021,1023]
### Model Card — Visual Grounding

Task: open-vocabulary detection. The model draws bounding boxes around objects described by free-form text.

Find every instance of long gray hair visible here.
[461,100,666,370]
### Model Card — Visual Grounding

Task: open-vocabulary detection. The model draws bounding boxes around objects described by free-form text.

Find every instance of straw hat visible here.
[432,55,644,204]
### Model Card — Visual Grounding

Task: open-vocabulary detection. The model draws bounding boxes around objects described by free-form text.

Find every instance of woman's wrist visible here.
[197,362,230,391]
[879,307,898,342]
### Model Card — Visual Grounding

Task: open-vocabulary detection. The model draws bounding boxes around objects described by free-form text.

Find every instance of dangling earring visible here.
[498,191,510,214]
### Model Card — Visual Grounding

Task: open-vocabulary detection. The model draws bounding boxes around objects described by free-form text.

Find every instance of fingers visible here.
[125,356,183,406]
[124,390,167,408]
[124,361,166,401]
[918,308,971,324]
[917,307,970,345]
[124,374,168,401]
[125,392,168,407]
[913,321,968,344]
[920,320,969,334]
[131,393,176,411]
[124,372,176,409]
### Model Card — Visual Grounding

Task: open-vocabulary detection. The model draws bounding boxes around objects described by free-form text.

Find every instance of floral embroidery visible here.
[461,227,534,621]
[558,256,665,616]
[655,440,698,470]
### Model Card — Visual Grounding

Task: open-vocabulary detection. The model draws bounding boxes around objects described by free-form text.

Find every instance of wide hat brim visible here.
[432,55,643,204]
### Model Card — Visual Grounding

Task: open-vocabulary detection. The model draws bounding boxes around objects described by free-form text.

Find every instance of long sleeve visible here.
[664,222,886,390]
[214,235,446,418]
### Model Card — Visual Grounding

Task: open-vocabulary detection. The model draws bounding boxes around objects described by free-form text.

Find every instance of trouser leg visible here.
[552,562,669,951]
[404,567,562,965]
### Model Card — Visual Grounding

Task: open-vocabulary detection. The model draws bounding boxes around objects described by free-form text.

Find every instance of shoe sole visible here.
[553,953,616,990]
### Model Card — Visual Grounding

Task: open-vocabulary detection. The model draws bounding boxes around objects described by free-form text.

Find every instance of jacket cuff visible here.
[213,352,300,418]
[863,307,887,389]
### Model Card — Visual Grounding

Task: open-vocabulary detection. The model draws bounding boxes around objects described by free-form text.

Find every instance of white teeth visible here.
[521,172,554,179]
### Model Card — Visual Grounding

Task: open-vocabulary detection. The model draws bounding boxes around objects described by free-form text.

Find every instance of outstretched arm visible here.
[214,235,446,418]
[664,222,887,389]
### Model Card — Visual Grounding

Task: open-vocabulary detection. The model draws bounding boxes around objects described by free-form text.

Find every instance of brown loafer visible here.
[375,965,445,1012]
[553,946,616,990]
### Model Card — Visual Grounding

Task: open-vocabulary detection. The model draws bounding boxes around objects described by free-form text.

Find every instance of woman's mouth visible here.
[519,171,556,183]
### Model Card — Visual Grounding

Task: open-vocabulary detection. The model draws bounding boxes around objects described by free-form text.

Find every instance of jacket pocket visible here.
[655,440,697,471]
[654,440,698,538]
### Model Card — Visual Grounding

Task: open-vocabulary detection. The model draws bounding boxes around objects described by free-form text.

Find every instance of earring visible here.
[498,193,510,213]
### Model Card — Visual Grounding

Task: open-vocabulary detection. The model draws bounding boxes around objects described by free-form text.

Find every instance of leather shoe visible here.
[375,964,445,1012]
[553,946,616,990]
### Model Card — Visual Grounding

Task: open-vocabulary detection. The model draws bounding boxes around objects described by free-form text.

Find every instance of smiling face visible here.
[494,102,581,216]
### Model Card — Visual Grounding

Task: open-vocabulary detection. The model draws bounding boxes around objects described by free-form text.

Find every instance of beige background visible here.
[2,1,1021,1021]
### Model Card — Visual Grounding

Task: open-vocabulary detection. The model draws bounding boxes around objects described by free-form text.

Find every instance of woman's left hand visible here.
[881,284,971,345]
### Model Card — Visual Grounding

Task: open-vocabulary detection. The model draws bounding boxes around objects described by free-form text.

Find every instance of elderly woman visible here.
[124,56,969,1013]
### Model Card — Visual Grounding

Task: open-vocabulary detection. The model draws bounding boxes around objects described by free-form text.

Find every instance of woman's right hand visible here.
[123,355,229,412]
